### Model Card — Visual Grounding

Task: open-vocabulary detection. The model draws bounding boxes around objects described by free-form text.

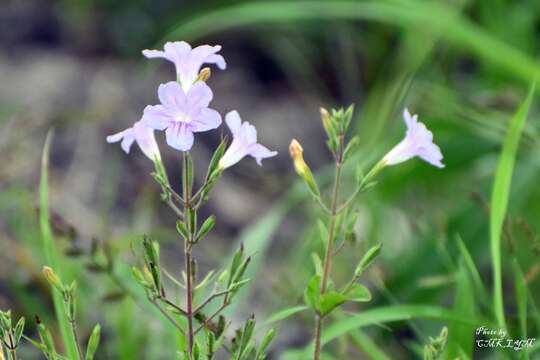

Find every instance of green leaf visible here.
[255,328,276,360]
[227,246,244,288]
[319,291,347,316]
[263,305,309,326]
[207,137,228,180]
[193,341,201,360]
[455,235,489,306]
[317,219,328,245]
[343,283,372,302]
[85,324,101,360]
[183,152,194,197]
[354,243,382,277]
[490,81,535,328]
[39,130,80,360]
[446,261,475,358]
[310,253,323,277]
[512,259,528,346]
[196,215,215,242]
[176,220,189,240]
[14,316,25,344]
[166,1,540,85]
[303,275,321,310]
[286,305,487,358]
[37,322,56,356]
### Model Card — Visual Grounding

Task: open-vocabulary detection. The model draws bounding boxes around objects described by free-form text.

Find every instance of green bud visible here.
[85,324,101,360]
[42,266,64,293]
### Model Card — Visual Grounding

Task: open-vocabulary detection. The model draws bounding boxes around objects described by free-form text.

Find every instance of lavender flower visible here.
[382,108,444,168]
[142,81,221,152]
[218,111,277,169]
[142,41,226,91]
[107,120,161,161]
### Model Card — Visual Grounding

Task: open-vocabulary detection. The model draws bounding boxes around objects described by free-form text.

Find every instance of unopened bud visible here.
[289,139,320,196]
[320,107,331,132]
[289,139,306,176]
[197,67,211,82]
[42,266,63,292]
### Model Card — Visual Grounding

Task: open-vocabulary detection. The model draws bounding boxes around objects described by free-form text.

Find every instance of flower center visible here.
[174,113,191,123]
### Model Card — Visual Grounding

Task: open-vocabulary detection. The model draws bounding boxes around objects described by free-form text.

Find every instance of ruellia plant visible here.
[289,107,444,359]
[0,267,101,360]
[106,41,278,359]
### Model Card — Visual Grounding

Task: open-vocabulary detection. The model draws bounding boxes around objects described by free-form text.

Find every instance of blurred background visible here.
[1,0,540,358]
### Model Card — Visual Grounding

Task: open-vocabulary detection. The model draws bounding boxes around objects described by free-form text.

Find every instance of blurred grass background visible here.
[1,0,540,358]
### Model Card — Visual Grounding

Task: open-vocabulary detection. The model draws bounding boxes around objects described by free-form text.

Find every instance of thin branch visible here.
[158,297,188,317]
[150,298,186,336]
[193,301,229,335]
[193,288,232,314]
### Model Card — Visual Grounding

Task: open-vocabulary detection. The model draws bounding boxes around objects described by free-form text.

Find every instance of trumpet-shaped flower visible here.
[142,81,221,152]
[383,108,444,168]
[142,41,226,91]
[107,120,161,161]
[218,111,277,169]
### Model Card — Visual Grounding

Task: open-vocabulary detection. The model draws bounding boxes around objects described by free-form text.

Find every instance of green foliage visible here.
[39,131,81,360]
[490,82,535,329]
[424,327,448,360]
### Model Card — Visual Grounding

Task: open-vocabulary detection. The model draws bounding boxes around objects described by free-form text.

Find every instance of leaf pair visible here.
[304,276,371,317]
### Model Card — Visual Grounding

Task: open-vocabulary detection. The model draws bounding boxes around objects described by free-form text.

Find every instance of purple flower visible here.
[142,81,221,152]
[106,120,161,161]
[142,41,226,91]
[218,111,277,169]
[382,108,444,168]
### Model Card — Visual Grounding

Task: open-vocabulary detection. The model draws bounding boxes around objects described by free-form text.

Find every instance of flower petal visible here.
[403,108,418,129]
[190,45,226,70]
[107,128,135,154]
[225,110,242,136]
[417,143,445,168]
[132,121,161,160]
[249,143,278,166]
[191,108,222,132]
[106,129,129,143]
[158,82,187,110]
[142,105,171,130]
[165,123,194,151]
[186,82,213,110]
[142,49,165,59]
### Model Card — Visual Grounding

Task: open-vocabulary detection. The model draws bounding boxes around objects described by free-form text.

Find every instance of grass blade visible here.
[165,1,540,85]
[455,235,489,307]
[490,82,535,329]
[512,259,528,360]
[263,305,308,326]
[445,260,476,358]
[39,130,80,360]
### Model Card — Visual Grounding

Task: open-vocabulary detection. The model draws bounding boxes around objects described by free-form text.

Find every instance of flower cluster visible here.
[288,106,444,360]
[107,41,277,168]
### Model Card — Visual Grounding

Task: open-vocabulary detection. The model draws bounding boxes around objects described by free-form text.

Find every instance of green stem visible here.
[69,320,84,360]
[8,349,17,360]
[314,137,344,360]
[336,159,385,213]
[182,152,195,356]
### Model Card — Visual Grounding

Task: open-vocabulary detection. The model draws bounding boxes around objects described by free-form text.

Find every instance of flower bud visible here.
[320,107,331,133]
[197,67,212,82]
[289,139,320,196]
[42,266,63,292]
